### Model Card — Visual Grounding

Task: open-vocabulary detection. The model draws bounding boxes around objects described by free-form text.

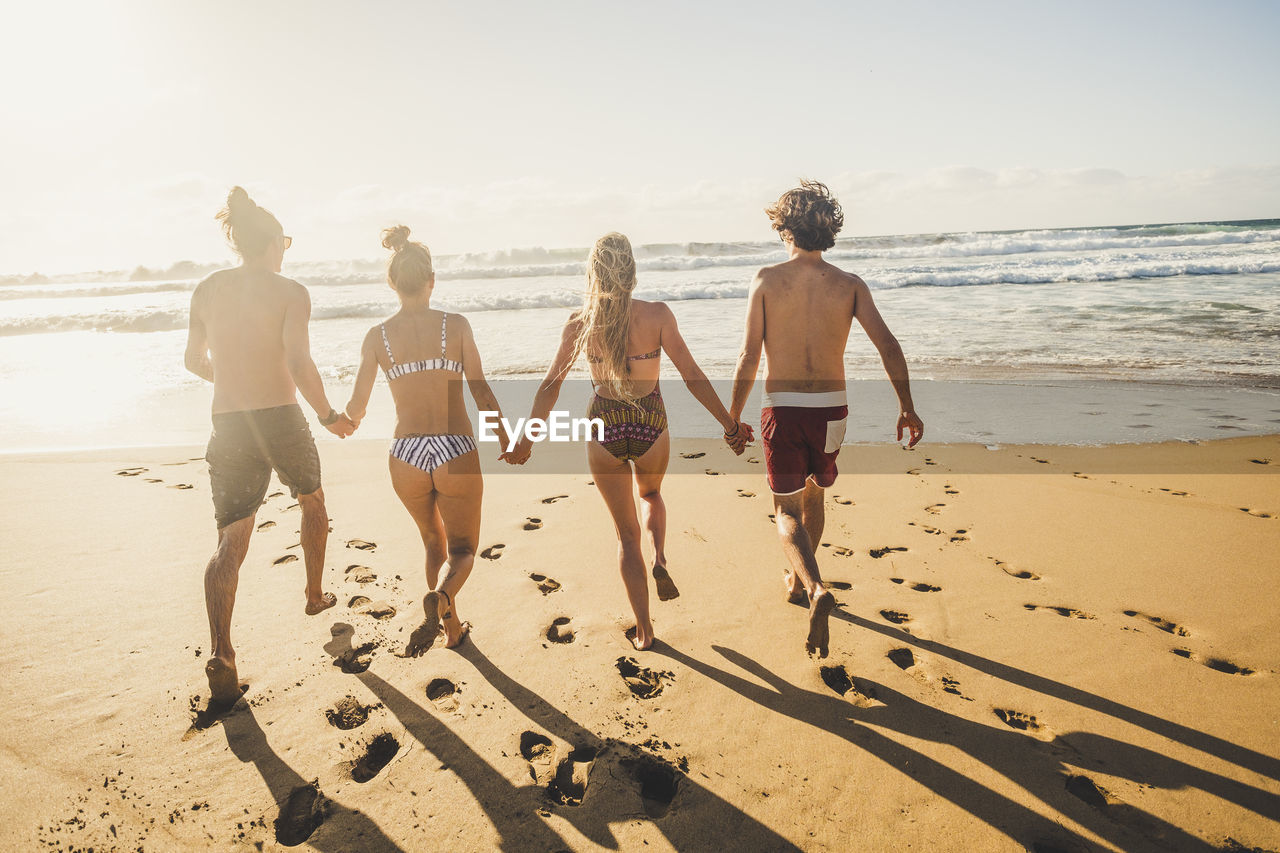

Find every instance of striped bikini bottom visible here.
[390,433,477,474]
[587,388,668,462]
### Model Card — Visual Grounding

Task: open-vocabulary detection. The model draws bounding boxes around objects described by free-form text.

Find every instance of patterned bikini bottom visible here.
[390,433,477,474]
[587,388,668,462]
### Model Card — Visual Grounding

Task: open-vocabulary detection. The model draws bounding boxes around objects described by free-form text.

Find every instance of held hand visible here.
[502,438,533,465]
[723,421,753,455]
[324,413,356,439]
[896,411,924,449]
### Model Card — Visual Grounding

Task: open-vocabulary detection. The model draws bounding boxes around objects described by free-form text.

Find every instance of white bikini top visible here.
[381,313,463,379]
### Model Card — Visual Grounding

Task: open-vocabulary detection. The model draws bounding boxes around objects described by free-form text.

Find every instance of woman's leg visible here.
[633,431,676,600]
[429,450,483,647]
[588,440,653,650]
[389,456,450,655]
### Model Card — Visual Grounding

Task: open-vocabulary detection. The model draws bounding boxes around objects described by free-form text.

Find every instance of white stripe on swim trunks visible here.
[760,389,847,408]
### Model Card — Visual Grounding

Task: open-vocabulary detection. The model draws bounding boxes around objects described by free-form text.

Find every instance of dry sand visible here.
[1,435,1277,852]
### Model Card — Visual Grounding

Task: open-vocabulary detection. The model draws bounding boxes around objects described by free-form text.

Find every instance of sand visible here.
[1,435,1277,852]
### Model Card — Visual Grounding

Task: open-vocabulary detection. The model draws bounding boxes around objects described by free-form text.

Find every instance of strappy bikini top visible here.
[585,347,660,364]
[381,313,463,380]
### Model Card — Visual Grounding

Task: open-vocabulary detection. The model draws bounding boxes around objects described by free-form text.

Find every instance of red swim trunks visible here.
[760,405,849,495]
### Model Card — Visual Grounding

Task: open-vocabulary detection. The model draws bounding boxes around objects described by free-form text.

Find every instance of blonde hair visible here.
[381,225,434,296]
[570,232,641,403]
[216,186,282,259]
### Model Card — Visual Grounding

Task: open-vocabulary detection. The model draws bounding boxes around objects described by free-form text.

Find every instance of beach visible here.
[3,434,1277,852]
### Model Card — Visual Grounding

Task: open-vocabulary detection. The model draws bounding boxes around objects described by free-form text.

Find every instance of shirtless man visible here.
[185,187,355,706]
[730,181,924,658]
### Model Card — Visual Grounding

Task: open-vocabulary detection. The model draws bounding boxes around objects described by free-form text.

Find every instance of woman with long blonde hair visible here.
[345,225,513,653]
[509,232,750,650]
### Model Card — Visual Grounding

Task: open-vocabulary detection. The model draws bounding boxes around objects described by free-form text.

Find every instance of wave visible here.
[3,256,1276,337]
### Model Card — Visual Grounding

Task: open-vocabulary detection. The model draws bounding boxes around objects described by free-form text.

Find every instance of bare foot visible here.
[405,591,442,657]
[626,624,655,652]
[806,587,835,659]
[445,621,471,649]
[784,572,808,606]
[305,591,336,615]
[652,564,680,601]
[205,657,241,707]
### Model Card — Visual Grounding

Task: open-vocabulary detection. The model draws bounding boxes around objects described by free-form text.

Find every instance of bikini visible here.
[381,313,478,474]
[586,347,668,462]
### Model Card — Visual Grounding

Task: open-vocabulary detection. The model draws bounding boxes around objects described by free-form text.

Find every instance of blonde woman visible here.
[345,226,513,654]
[508,232,750,651]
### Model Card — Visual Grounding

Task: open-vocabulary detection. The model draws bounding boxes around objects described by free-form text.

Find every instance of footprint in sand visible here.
[273,554,298,566]
[346,539,377,551]
[1072,472,1091,479]
[257,520,276,531]
[908,522,943,535]
[1122,610,1190,637]
[115,467,147,477]
[616,657,671,699]
[994,709,1042,733]
[887,648,916,670]
[548,746,597,806]
[1157,488,1190,497]
[941,677,970,699]
[833,495,854,505]
[944,485,960,495]
[1250,458,1271,465]
[144,477,163,483]
[653,566,680,601]
[425,678,460,711]
[820,665,855,695]
[621,752,682,818]
[325,696,377,730]
[530,573,562,595]
[1065,774,1111,809]
[906,468,922,476]
[347,595,372,609]
[545,617,575,644]
[924,503,946,514]
[747,457,760,464]
[993,558,1039,580]
[1024,604,1094,620]
[950,529,970,543]
[909,582,941,593]
[345,564,377,584]
[870,546,909,559]
[168,483,194,490]
[359,600,397,620]
[480,543,505,560]
[520,731,556,781]
[679,452,705,459]
[332,641,376,674]
[704,468,722,476]
[1203,657,1256,676]
[736,489,755,498]
[821,544,855,557]
[825,581,852,590]
[524,517,543,530]
[541,495,569,504]
[350,733,399,782]
[1239,507,1273,518]
[274,782,324,847]
[879,610,911,624]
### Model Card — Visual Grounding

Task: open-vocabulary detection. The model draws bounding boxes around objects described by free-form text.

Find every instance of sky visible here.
[1,0,1278,273]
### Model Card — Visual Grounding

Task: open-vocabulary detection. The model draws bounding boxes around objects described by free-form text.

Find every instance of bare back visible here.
[194,268,303,413]
[375,309,474,438]
[757,257,859,393]
[583,299,666,400]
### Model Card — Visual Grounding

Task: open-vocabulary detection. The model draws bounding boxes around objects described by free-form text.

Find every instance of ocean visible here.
[1,220,1277,453]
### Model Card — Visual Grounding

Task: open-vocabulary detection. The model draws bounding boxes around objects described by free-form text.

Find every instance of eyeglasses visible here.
[282,235,293,249]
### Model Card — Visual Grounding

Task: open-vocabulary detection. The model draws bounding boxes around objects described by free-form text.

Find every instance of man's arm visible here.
[728,272,766,422]
[183,282,213,382]
[282,284,352,437]
[852,276,923,447]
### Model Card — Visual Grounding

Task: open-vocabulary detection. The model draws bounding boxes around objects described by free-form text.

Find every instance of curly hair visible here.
[764,180,844,252]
